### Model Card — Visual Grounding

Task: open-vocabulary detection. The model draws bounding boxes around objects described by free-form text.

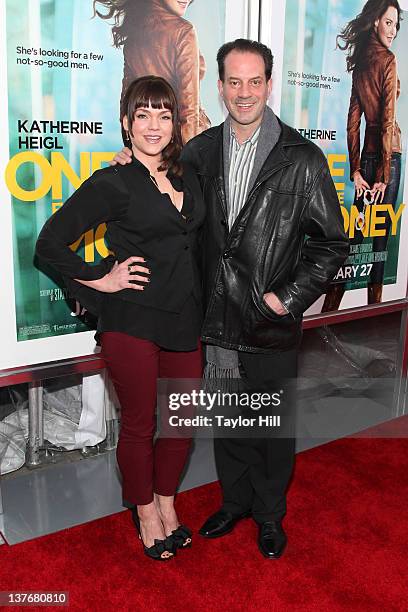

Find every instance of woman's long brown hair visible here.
[93,0,195,47]
[336,0,402,72]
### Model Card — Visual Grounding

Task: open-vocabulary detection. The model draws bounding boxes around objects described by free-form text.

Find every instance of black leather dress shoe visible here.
[257,521,287,559]
[199,509,250,538]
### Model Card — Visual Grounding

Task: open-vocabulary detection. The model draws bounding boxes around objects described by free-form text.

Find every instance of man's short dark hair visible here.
[216,39,274,82]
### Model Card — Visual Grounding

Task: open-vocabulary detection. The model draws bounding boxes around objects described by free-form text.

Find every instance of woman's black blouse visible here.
[35,157,206,351]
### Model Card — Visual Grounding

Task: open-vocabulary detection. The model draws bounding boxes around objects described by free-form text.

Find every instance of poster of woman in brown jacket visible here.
[93,0,211,144]
[322,0,403,310]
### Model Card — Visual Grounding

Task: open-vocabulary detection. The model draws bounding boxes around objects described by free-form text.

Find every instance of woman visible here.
[322,0,402,311]
[36,76,205,561]
[93,0,211,144]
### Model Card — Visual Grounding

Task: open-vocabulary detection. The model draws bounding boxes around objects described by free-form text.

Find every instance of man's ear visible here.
[217,79,224,98]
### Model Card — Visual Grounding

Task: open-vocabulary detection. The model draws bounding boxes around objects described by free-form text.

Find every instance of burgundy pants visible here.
[101,332,202,506]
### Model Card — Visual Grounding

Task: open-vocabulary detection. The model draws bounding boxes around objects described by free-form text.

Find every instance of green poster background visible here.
[6,0,225,341]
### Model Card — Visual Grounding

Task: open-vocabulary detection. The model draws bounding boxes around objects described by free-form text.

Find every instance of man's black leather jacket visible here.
[182,119,349,353]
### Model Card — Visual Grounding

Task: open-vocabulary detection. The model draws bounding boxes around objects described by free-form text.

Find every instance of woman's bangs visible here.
[132,81,175,114]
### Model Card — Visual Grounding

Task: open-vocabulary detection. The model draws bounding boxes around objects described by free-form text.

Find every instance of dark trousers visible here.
[351,152,401,284]
[214,348,298,524]
[101,332,202,506]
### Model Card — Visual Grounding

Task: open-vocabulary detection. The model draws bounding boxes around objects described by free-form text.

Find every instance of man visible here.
[113,39,349,558]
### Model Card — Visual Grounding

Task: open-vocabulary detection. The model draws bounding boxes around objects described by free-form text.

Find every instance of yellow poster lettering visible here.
[5,152,115,201]
[95,223,111,257]
[341,203,404,238]
[348,205,370,239]
[50,152,91,199]
[369,205,387,237]
[389,204,405,235]
[91,152,115,173]
[327,154,346,177]
[340,205,349,231]
[69,229,95,262]
[51,201,63,213]
[5,152,52,201]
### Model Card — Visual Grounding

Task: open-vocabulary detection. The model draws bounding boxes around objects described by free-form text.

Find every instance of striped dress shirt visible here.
[228,124,261,229]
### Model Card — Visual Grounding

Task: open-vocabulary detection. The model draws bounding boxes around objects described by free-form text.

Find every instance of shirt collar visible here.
[130,153,182,188]
[131,153,150,175]
[230,122,261,147]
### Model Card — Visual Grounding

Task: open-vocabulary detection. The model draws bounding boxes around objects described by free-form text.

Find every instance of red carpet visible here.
[1,421,408,612]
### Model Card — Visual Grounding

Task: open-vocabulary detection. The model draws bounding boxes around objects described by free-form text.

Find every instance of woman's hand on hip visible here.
[101,257,150,292]
[353,170,371,199]
[77,257,150,293]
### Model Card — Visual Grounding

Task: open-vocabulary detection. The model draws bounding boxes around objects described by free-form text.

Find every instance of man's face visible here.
[218,50,272,133]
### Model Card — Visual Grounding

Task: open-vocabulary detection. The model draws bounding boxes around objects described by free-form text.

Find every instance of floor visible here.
[1,314,405,545]
[0,384,398,545]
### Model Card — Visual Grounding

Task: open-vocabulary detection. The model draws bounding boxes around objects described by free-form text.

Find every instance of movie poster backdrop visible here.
[0,0,239,369]
[265,0,408,314]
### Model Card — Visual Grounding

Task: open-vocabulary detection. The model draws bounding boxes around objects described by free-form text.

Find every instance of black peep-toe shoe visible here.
[131,508,176,561]
[169,524,193,550]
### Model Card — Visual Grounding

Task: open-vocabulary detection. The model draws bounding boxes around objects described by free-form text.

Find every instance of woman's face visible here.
[375,6,398,48]
[162,0,191,17]
[123,104,173,163]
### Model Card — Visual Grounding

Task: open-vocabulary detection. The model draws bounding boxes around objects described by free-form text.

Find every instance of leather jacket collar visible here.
[195,113,306,179]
